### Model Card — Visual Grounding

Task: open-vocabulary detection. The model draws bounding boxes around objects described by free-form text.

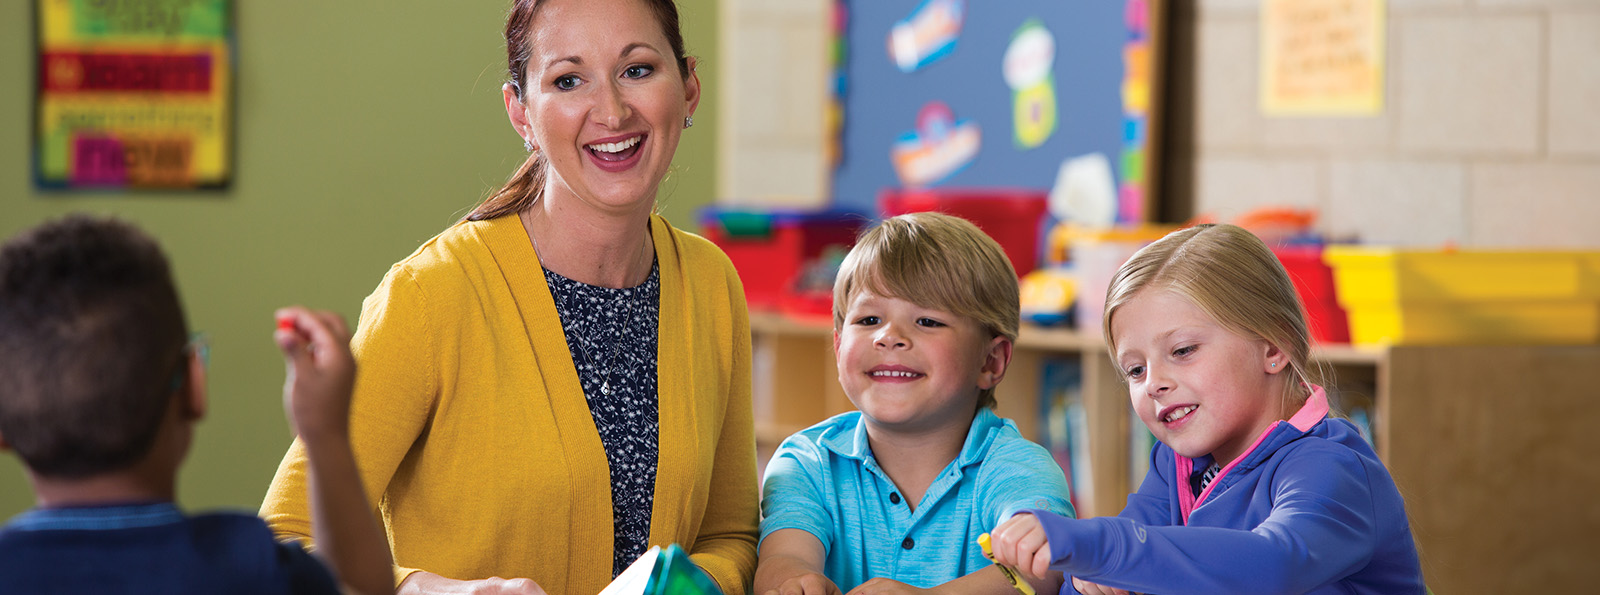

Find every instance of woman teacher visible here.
[262,1,758,593]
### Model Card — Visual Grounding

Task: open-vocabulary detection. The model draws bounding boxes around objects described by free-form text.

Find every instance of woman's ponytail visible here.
[465,151,546,222]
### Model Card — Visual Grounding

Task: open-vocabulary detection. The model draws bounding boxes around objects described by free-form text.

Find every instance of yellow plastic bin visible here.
[1324,247,1600,345]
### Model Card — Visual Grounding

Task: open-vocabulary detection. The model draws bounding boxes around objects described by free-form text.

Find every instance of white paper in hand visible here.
[597,544,723,595]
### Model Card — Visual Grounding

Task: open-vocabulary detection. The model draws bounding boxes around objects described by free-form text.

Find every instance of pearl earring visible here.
[683,116,694,129]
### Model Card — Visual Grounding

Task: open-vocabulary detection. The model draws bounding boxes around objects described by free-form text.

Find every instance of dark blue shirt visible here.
[0,502,339,594]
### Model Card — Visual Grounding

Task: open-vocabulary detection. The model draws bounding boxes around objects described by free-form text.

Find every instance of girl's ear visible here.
[1263,341,1288,374]
[977,335,1014,390]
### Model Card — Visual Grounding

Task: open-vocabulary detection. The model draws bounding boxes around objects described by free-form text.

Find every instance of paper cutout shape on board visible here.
[1049,152,1117,227]
[891,101,981,188]
[887,0,964,73]
[597,544,723,595]
[1004,18,1057,149]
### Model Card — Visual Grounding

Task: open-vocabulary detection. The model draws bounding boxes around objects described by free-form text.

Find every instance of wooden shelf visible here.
[750,311,833,338]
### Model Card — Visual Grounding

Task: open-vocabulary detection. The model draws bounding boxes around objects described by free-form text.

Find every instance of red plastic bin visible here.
[1274,245,1351,344]
[879,188,1049,277]
[699,207,867,312]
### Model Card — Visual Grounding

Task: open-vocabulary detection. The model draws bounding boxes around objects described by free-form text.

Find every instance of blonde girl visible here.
[988,224,1424,595]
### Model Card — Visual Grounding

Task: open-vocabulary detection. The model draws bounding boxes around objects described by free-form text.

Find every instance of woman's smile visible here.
[586,133,645,171]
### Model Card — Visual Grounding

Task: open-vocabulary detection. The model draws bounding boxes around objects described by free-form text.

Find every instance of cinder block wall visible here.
[1170,0,1600,248]
[719,0,831,207]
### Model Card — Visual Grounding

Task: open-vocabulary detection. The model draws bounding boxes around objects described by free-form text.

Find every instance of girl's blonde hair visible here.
[1103,224,1320,414]
[833,212,1019,409]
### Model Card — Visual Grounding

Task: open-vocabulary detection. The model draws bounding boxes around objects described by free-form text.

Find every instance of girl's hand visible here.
[843,577,928,595]
[764,572,843,595]
[989,513,1054,580]
[1071,576,1131,595]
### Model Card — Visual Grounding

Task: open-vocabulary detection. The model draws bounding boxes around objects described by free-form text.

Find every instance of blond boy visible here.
[755,212,1074,595]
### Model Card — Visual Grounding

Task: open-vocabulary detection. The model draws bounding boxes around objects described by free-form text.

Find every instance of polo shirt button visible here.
[901,537,914,550]
[889,493,901,504]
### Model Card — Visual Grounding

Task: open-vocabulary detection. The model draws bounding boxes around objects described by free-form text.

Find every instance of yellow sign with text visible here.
[1261,0,1384,116]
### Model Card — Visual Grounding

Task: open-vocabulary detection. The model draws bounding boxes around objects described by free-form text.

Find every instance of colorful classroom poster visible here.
[35,0,234,190]
[1260,0,1385,116]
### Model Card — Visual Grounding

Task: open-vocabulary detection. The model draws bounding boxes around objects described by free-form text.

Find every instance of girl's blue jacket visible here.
[1033,387,1425,594]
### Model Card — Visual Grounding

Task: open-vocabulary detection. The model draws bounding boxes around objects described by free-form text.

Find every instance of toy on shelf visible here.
[699,206,867,315]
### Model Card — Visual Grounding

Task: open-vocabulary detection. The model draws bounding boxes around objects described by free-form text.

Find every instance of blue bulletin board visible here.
[830,0,1160,222]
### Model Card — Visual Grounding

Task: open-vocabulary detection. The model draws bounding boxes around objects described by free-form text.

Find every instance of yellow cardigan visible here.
[262,215,758,595]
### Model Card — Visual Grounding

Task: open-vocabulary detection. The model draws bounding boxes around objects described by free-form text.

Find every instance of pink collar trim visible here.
[1176,385,1328,524]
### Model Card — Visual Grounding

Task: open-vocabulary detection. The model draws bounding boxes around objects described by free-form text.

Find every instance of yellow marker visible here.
[978,532,1037,595]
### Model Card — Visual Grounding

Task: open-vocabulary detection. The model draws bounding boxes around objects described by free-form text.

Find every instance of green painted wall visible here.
[0,0,719,518]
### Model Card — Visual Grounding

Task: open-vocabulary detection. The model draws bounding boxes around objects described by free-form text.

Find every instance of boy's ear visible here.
[977,335,1014,391]
[181,352,208,421]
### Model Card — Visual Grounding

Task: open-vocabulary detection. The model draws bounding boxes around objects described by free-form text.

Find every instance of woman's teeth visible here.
[1164,405,1197,423]
[588,137,640,153]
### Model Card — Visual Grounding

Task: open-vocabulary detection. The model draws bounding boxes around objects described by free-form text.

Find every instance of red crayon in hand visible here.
[277,314,297,333]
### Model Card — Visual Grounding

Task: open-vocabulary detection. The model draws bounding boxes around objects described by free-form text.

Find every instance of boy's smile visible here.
[834,288,1008,436]
[867,364,923,381]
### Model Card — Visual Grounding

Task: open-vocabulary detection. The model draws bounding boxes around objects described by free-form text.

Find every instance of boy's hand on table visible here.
[763,572,843,595]
[989,513,1054,581]
[842,577,928,595]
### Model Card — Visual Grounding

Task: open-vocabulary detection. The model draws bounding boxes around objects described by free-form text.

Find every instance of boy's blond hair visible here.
[833,212,1019,409]
[1103,223,1319,415]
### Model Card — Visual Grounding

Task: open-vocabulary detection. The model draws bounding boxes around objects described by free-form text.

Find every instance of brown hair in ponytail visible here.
[465,0,692,222]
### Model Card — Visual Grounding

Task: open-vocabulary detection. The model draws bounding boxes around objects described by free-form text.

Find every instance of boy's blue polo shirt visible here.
[760,408,1074,592]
